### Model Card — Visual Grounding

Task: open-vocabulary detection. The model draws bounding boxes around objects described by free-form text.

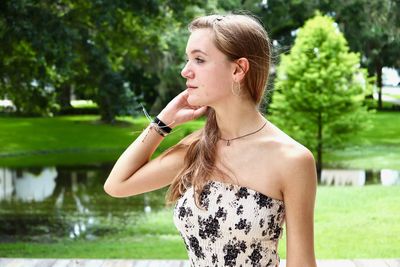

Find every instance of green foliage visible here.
[330,0,400,71]
[0,1,190,120]
[243,0,319,48]
[150,2,215,114]
[329,0,400,109]
[1,1,397,120]
[96,71,136,123]
[244,0,400,110]
[269,14,372,160]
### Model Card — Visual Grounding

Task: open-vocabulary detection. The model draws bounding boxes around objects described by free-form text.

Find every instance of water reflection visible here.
[321,169,366,186]
[0,164,399,242]
[0,164,168,242]
[320,169,400,186]
[0,167,57,202]
[381,169,400,186]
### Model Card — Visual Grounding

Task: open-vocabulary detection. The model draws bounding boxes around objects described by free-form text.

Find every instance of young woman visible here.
[104,13,317,267]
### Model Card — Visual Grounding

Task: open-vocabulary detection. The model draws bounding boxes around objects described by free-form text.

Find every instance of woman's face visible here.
[181,28,235,107]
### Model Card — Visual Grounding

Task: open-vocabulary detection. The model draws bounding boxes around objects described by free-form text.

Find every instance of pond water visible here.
[0,163,169,242]
[0,163,399,242]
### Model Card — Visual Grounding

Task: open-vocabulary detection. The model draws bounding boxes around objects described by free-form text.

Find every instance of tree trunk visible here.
[100,111,115,124]
[316,112,323,182]
[99,96,115,124]
[57,83,72,110]
[376,63,383,110]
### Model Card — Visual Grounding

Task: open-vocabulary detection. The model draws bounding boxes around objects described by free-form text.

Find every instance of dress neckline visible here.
[207,180,284,204]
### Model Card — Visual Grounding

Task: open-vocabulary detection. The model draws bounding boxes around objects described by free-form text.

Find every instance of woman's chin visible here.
[187,96,202,106]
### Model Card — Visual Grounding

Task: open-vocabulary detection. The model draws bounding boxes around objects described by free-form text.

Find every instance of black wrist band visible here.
[153,117,172,133]
[150,123,167,137]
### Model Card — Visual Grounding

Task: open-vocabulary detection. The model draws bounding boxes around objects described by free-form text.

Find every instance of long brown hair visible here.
[164,13,272,210]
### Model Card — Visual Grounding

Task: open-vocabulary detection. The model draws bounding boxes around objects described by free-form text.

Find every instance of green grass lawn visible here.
[324,111,400,170]
[0,111,398,169]
[0,115,204,167]
[0,111,399,259]
[1,185,398,259]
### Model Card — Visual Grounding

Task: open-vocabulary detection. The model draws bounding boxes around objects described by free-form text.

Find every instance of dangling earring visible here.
[231,81,241,96]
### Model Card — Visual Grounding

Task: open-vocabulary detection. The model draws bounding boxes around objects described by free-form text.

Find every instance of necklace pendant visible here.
[227,140,231,146]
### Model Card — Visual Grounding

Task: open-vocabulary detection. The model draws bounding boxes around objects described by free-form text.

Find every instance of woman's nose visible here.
[181,63,194,79]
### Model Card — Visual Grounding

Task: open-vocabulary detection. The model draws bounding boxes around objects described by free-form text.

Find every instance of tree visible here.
[150,2,210,114]
[327,0,400,109]
[242,0,400,110]
[0,0,174,121]
[269,14,372,179]
[242,0,319,49]
[0,1,68,115]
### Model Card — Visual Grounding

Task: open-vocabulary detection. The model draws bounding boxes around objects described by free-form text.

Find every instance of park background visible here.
[0,0,399,261]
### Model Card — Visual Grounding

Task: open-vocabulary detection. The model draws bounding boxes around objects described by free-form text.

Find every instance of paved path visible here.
[1,258,399,267]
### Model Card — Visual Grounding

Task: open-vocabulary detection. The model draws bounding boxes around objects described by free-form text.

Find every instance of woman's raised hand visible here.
[157,89,208,128]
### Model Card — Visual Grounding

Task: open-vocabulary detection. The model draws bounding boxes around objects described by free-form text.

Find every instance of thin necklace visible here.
[219,120,268,146]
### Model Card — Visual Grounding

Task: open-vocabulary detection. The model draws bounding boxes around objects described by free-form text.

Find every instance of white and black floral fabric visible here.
[173,180,285,267]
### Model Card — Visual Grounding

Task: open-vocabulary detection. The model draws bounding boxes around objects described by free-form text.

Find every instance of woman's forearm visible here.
[103,122,165,192]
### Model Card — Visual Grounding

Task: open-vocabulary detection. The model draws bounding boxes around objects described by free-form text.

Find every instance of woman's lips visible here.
[186,82,198,92]
[186,83,198,89]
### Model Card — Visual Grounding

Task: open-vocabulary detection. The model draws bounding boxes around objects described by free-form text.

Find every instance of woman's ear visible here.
[233,57,249,81]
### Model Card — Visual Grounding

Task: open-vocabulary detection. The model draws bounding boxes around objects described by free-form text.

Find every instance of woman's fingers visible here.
[192,105,208,119]
[158,90,208,127]
[175,90,191,107]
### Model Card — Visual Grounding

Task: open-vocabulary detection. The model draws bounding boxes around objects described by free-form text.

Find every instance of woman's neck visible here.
[213,101,267,140]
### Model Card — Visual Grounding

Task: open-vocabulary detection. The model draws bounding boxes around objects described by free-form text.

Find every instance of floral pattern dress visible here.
[173,180,286,267]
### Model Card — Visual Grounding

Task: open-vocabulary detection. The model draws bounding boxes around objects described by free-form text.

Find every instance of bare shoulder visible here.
[264,122,317,188]
[278,139,315,177]
[280,144,316,192]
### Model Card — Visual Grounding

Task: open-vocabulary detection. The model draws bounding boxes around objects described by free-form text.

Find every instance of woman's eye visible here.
[195,58,204,63]
[184,58,204,64]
